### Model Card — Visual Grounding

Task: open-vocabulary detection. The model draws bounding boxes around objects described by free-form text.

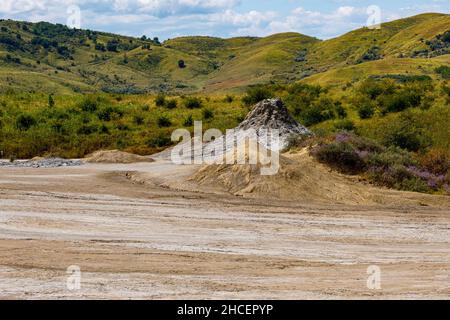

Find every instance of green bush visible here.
[309,132,442,193]
[367,146,417,168]
[203,109,214,120]
[382,113,431,152]
[354,79,432,116]
[301,96,343,126]
[435,66,450,79]
[157,115,172,128]
[358,79,395,100]
[48,95,55,108]
[312,141,366,174]
[77,124,98,135]
[357,46,381,64]
[133,114,145,125]
[224,95,234,103]
[15,114,36,131]
[147,135,171,148]
[155,94,166,107]
[184,97,202,109]
[183,115,193,127]
[79,96,98,112]
[368,164,406,187]
[97,106,124,121]
[334,119,355,131]
[379,88,422,114]
[166,99,177,109]
[358,104,375,119]
[367,165,429,193]
[106,39,119,52]
[242,86,273,106]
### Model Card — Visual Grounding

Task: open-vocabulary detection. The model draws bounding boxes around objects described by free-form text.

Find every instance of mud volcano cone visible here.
[238,98,311,140]
[233,98,311,151]
[155,98,311,161]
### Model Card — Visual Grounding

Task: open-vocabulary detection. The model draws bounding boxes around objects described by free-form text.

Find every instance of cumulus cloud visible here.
[0,0,240,16]
[265,6,370,39]
[0,1,447,40]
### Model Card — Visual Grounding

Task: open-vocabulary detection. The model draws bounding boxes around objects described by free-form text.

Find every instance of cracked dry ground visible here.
[0,162,449,299]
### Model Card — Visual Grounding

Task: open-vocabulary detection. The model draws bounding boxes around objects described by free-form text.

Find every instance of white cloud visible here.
[0,0,239,16]
[336,6,356,17]
[0,1,447,40]
[263,6,368,39]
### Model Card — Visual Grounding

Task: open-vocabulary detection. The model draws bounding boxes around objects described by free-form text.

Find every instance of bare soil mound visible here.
[85,150,154,164]
[191,148,450,206]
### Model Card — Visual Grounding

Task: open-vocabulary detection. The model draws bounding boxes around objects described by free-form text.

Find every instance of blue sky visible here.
[0,1,448,40]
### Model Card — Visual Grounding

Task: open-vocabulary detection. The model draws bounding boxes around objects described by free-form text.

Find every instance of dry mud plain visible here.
[0,157,449,299]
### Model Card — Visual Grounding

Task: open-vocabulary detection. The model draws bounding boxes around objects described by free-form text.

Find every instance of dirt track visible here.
[0,161,449,299]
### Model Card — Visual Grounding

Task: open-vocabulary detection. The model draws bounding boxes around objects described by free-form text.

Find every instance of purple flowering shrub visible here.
[311,132,450,194]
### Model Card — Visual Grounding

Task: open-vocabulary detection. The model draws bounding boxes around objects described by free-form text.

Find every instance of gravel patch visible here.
[0,158,83,168]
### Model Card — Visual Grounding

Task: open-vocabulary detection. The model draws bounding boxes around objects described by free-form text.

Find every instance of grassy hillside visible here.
[306,13,449,70]
[203,33,319,91]
[303,56,450,88]
[1,13,448,94]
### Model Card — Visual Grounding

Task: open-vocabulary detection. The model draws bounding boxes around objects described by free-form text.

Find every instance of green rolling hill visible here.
[0,13,448,94]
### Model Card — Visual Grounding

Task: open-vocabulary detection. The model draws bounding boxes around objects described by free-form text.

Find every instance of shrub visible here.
[178,60,186,68]
[312,141,366,174]
[382,114,431,152]
[367,146,417,168]
[57,45,70,58]
[242,86,273,106]
[419,149,450,175]
[435,66,450,79]
[184,97,202,109]
[95,43,106,51]
[15,114,36,131]
[133,115,145,125]
[99,124,109,134]
[157,115,172,127]
[147,135,171,148]
[300,96,343,126]
[285,83,331,122]
[48,94,55,108]
[166,99,177,109]
[367,165,429,192]
[358,104,375,119]
[155,93,166,107]
[203,109,214,120]
[334,119,355,131]
[379,89,422,114]
[77,124,98,135]
[106,39,119,52]
[309,132,443,193]
[115,122,129,131]
[224,95,234,103]
[357,46,381,63]
[358,79,395,100]
[97,106,124,121]
[4,54,21,64]
[79,96,98,112]
[183,115,193,127]
[335,102,347,118]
